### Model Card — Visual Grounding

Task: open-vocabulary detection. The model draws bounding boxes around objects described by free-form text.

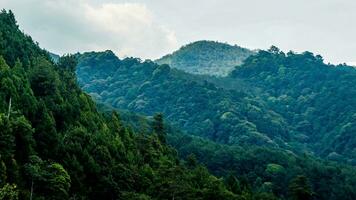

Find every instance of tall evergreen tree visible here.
[153,113,166,144]
[288,175,314,200]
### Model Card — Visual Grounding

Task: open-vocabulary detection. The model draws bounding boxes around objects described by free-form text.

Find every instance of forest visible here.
[75,45,356,200]
[0,10,251,199]
[156,41,254,76]
[0,9,356,200]
[230,47,356,161]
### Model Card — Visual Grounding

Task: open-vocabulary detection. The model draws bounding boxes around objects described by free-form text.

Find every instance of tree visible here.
[25,156,71,200]
[0,183,18,200]
[29,57,59,97]
[225,174,241,194]
[268,46,280,54]
[288,175,313,200]
[45,163,71,200]
[186,154,198,169]
[0,114,14,160]
[57,54,77,72]
[11,116,35,164]
[152,113,166,144]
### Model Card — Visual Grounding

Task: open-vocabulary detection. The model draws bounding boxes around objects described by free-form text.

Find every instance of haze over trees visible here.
[75,41,356,199]
[156,40,254,76]
[230,47,356,162]
[1,9,356,200]
[76,46,356,163]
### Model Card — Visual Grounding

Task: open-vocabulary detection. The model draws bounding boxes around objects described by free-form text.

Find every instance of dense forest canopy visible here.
[75,44,356,199]
[1,9,356,200]
[155,40,254,76]
[76,51,292,150]
[230,47,356,162]
[0,10,249,200]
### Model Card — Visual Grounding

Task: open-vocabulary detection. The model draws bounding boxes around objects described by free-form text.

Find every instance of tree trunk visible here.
[30,180,33,200]
[6,97,11,119]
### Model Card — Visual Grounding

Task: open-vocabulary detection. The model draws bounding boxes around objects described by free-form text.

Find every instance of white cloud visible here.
[347,62,356,66]
[2,0,178,59]
[2,0,356,63]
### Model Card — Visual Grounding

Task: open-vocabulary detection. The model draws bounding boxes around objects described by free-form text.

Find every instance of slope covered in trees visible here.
[156,40,254,76]
[169,133,356,200]
[76,51,292,150]
[75,38,356,199]
[2,9,356,200]
[76,46,356,163]
[94,103,356,200]
[0,10,249,200]
[230,47,356,163]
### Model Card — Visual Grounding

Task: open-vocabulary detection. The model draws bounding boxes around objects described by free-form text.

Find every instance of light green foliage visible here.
[156,40,254,76]
[265,164,285,175]
[0,184,18,200]
[288,175,313,200]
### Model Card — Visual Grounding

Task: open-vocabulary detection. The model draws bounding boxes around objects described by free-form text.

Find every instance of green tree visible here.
[225,174,241,194]
[24,156,71,200]
[0,184,18,200]
[152,113,166,144]
[288,175,313,200]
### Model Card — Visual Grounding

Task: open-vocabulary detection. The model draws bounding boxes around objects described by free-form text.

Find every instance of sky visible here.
[2,0,356,65]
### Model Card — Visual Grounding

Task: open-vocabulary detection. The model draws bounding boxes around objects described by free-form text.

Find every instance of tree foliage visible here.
[0,10,246,200]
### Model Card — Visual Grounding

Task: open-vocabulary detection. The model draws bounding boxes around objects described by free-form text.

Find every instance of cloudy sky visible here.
[2,0,356,65]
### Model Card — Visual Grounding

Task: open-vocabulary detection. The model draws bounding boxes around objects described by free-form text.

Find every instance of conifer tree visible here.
[152,113,166,144]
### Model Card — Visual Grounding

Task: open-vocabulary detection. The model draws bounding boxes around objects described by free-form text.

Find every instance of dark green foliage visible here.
[288,175,313,200]
[75,37,356,199]
[156,40,254,76]
[230,48,356,161]
[0,10,244,200]
[1,9,356,200]
[169,133,356,200]
[76,51,290,149]
[0,9,49,67]
[0,183,19,200]
[153,113,166,144]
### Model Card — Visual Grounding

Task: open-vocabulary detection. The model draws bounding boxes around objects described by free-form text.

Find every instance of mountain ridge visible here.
[155,40,255,76]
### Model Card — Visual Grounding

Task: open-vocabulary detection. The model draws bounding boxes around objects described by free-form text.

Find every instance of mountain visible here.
[230,47,356,162]
[76,47,356,162]
[76,50,356,200]
[2,9,356,200]
[156,40,254,76]
[76,51,291,149]
[0,10,246,200]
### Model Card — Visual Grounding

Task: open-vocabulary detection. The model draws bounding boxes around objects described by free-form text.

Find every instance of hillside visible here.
[0,10,245,200]
[2,9,356,200]
[156,40,254,76]
[76,47,356,163]
[77,51,292,150]
[230,47,356,162]
[76,50,356,199]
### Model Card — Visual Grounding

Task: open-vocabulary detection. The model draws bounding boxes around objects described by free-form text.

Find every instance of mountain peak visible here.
[156,40,254,76]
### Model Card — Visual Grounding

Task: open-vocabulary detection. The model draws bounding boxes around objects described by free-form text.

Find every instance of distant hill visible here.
[230,47,356,161]
[76,51,290,148]
[76,48,356,164]
[76,49,356,199]
[156,40,254,76]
